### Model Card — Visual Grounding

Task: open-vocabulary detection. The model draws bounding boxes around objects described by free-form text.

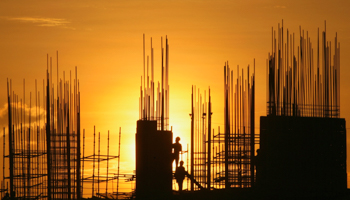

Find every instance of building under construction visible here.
[1,53,124,200]
[189,61,256,191]
[135,23,348,199]
[135,35,258,199]
[3,57,82,199]
[188,22,347,199]
[259,21,346,193]
[135,35,173,199]
[1,21,348,200]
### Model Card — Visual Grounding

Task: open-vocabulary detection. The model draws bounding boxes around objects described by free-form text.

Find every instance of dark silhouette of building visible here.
[135,120,172,199]
[136,35,172,199]
[259,116,346,192]
[258,21,347,196]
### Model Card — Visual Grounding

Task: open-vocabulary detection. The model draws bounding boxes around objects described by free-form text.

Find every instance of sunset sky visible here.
[1,0,350,190]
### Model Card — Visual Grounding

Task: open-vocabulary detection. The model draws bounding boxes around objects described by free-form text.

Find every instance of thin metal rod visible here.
[117,127,121,200]
[106,131,109,196]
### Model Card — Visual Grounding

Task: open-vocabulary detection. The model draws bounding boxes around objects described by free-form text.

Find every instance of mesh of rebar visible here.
[4,54,82,200]
[267,21,340,118]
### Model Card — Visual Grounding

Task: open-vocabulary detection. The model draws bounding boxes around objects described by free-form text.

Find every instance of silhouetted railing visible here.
[267,102,340,118]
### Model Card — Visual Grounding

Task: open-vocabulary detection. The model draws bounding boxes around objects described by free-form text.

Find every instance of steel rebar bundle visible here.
[267,21,340,118]
[139,34,170,131]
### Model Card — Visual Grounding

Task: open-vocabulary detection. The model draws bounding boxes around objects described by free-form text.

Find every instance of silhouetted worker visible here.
[174,161,187,192]
[172,136,182,167]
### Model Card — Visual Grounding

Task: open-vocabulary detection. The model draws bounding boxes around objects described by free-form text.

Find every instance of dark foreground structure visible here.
[134,23,348,199]
[259,116,347,192]
[136,35,173,199]
[135,120,172,199]
[254,21,348,199]
[132,20,350,200]
[2,54,123,200]
[172,188,350,200]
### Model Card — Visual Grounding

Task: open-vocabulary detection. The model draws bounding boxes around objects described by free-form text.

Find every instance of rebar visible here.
[267,21,340,118]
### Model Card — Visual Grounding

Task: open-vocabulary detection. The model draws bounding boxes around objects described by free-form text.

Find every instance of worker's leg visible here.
[178,180,183,191]
[175,157,179,167]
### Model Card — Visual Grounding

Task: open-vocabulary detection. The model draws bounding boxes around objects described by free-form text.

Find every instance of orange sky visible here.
[1,0,350,189]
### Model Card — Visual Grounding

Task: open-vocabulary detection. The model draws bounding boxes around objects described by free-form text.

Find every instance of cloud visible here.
[0,103,8,128]
[8,17,70,27]
[0,102,47,131]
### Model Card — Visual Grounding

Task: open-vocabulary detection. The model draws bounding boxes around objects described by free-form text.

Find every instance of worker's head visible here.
[180,160,184,166]
[176,137,180,142]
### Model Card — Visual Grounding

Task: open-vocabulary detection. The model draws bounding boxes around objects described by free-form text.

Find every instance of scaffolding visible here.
[3,53,81,199]
[190,62,257,191]
[2,53,124,200]
[190,86,210,190]
[5,78,48,199]
[213,62,256,189]
[81,127,122,199]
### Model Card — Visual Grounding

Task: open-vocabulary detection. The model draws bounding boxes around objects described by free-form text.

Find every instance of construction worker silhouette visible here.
[172,136,182,167]
[174,161,187,192]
